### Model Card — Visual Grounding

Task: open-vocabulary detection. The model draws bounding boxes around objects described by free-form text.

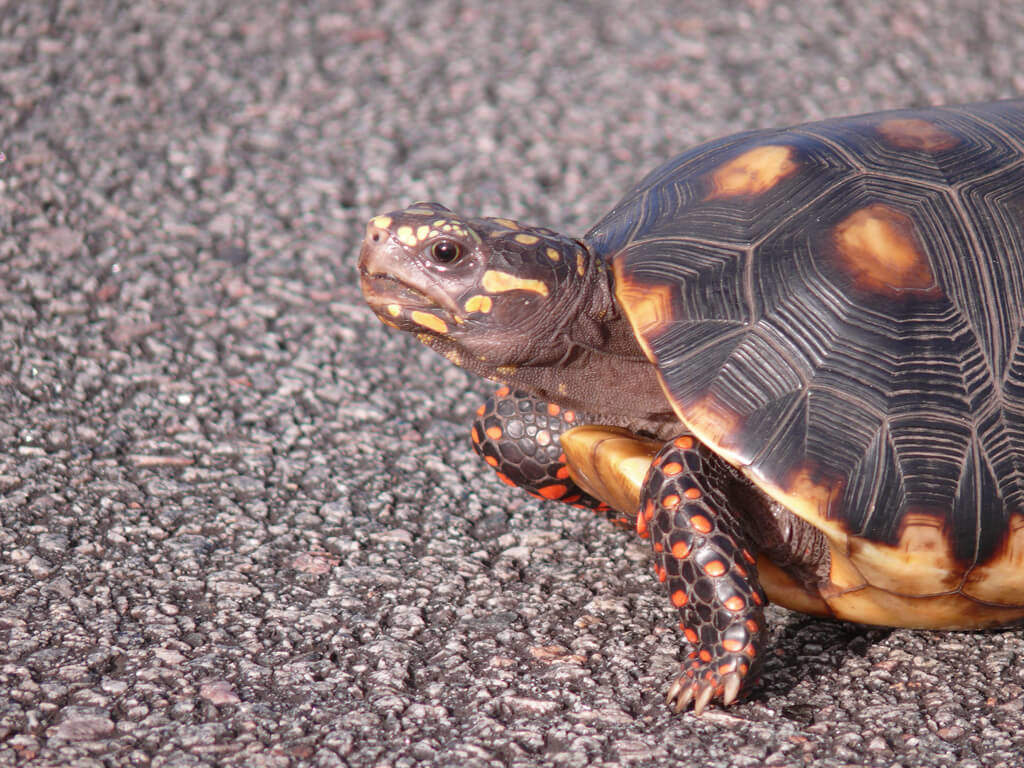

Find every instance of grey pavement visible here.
[2,1,1024,766]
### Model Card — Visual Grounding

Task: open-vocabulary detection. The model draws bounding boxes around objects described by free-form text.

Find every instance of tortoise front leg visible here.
[642,435,766,713]
[470,386,625,525]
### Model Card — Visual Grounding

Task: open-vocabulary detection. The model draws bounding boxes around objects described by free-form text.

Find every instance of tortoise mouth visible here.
[359,268,444,315]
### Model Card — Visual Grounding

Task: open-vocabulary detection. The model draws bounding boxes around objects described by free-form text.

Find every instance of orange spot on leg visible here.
[724,596,745,611]
[691,515,712,533]
[671,541,690,559]
[538,484,568,500]
[704,560,726,577]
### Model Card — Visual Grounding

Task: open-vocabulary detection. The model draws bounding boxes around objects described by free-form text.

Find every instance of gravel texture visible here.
[2,1,1024,766]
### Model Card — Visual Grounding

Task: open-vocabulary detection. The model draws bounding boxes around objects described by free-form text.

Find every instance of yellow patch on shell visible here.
[410,311,448,334]
[546,247,560,262]
[464,294,493,314]
[514,233,539,245]
[706,144,798,199]
[820,582,1024,629]
[876,118,960,152]
[386,303,402,318]
[612,261,674,357]
[481,270,549,296]
[396,225,419,247]
[963,513,1024,605]
[833,204,938,295]
[845,512,962,596]
[370,215,392,229]
[679,394,744,460]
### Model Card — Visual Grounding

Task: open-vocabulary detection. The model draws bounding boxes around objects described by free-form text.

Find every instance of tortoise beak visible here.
[358,223,462,319]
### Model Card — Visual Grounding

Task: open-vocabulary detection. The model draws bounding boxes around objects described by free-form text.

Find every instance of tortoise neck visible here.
[496,240,677,430]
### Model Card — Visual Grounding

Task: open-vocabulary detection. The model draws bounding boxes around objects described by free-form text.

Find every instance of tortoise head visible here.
[359,202,604,380]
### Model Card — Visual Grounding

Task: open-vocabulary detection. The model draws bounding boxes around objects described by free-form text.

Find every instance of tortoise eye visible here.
[430,239,462,264]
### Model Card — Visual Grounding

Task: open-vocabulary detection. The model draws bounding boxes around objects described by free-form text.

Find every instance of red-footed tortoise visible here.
[359,100,1024,713]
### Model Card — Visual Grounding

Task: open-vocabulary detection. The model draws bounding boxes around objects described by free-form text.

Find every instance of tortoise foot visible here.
[667,652,752,714]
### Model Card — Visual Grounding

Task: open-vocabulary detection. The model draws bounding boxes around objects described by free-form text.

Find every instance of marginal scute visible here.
[705,144,799,199]
[876,118,960,152]
[832,203,938,295]
[963,513,1024,604]
[680,394,743,462]
[846,512,963,596]
[612,261,674,358]
[823,585,1024,629]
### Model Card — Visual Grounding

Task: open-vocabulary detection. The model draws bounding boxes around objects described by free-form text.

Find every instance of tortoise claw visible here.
[667,665,752,714]
[668,678,695,713]
[722,671,742,706]
[693,684,714,715]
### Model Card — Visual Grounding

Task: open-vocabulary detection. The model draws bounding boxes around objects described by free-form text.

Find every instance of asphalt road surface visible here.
[3,1,1024,766]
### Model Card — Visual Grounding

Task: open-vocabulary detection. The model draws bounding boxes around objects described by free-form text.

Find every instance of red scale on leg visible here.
[645,439,766,714]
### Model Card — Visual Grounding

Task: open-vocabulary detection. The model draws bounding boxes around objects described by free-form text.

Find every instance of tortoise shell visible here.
[586,100,1024,623]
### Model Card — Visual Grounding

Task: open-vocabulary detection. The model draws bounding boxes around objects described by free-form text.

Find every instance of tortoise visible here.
[358,100,1024,714]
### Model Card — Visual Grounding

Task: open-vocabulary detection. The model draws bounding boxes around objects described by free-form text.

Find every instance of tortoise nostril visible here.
[371,231,381,243]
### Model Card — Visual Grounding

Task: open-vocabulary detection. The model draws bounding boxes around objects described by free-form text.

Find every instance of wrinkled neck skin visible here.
[432,241,678,438]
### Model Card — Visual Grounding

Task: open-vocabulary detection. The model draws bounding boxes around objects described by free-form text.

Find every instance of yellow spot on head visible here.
[405,207,437,215]
[482,270,549,297]
[576,251,585,276]
[386,303,401,318]
[464,294,493,314]
[707,144,798,199]
[411,311,448,334]
[514,233,539,245]
[396,225,418,247]
[546,247,560,262]
[371,215,392,229]
[492,218,520,230]
[834,204,937,295]
[416,225,430,241]
[877,118,959,152]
